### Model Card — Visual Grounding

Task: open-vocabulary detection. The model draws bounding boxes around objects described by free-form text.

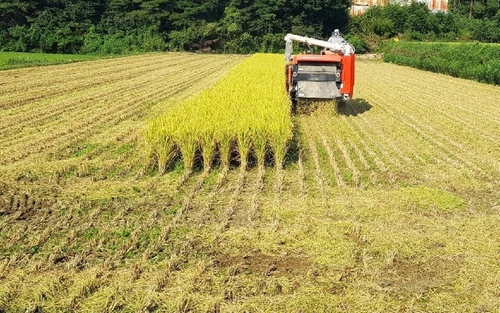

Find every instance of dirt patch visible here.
[0,183,52,220]
[215,250,311,277]
[377,255,462,294]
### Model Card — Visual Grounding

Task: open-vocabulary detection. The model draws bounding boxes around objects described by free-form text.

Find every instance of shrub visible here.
[381,41,500,85]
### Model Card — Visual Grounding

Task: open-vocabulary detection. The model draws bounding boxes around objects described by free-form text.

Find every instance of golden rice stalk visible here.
[146,53,293,172]
[253,133,268,169]
[177,131,198,174]
[200,132,217,171]
[237,129,252,170]
[217,133,234,170]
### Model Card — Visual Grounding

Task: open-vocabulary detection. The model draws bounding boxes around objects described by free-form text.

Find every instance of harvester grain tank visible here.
[284,30,355,110]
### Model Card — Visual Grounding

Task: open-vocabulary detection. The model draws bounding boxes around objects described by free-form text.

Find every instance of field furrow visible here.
[318,132,345,187]
[0,54,166,94]
[0,56,209,138]
[335,139,361,187]
[342,116,406,175]
[397,85,500,144]
[384,64,500,126]
[343,110,432,182]
[345,103,417,168]
[357,62,500,177]
[248,167,266,225]
[220,169,248,231]
[339,119,390,174]
[0,54,193,108]
[0,56,241,174]
[192,168,230,228]
[377,97,493,178]
[296,142,307,196]
[0,56,221,147]
[300,120,329,205]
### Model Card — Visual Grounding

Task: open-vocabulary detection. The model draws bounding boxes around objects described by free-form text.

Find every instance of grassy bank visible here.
[381,41,500,85]
[0,52,104,70]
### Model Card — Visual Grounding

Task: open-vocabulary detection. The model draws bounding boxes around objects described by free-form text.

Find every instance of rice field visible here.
[1,53,500,312]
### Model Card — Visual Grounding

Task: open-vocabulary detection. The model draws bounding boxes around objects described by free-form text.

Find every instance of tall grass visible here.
[381,41,500,85]
[0,52,102,70]
[146,54,293,173]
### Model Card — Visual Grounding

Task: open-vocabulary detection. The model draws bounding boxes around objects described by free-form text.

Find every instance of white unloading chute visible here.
[284,33,355,61]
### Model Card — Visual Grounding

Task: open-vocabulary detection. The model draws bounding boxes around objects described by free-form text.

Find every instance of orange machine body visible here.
[286,51,355,101]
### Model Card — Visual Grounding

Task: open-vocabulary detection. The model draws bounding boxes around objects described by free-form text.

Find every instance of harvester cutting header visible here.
[284,30,355,109]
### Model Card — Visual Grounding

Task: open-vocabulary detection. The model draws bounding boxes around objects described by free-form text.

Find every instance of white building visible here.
[351,0,448,15]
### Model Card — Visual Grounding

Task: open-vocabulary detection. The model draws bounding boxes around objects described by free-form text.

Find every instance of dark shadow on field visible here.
[292,98,372,117]
[190,141,277,172]
[337,98,372,116]
[155,141,280,174]
[283,119,300,168]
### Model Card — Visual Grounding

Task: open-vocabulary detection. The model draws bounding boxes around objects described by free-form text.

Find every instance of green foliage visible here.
[398,186,465,212]
[0,0,351,54]
[0,51,101,70]
[8,1,105,54]
[73,143,99,158]
[80,26,103,54]
[82,226,99,239]
[349,3,434,40]
[381,41,500,85]
[449,0,500,19]
[344,34,369,54]
[349,2,500,52]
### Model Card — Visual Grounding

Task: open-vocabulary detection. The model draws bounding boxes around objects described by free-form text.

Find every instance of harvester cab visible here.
[284,32,355,112]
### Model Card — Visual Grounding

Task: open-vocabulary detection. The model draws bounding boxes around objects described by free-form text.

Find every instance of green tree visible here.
[4,0,105,53]
[218,0,351,53]
[167,0,227,51]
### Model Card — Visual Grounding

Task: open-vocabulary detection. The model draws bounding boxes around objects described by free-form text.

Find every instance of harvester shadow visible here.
[337,98,372,116]
[283,125,300,168]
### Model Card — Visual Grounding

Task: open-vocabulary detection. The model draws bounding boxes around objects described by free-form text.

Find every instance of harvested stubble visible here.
[146,54,293,173]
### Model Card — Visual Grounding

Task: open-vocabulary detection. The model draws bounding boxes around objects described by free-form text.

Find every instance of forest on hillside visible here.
[350,0,500,52]
[0,0,351,54]
[0,0,499,54]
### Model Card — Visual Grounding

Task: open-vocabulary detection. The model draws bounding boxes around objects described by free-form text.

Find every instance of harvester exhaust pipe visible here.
[285,41,293,61]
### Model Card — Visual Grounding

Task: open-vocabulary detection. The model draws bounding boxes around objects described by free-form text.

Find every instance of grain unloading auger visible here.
[284,31,355,111]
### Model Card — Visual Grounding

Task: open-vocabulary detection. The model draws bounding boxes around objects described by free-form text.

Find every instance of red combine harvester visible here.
[284,31,355,111]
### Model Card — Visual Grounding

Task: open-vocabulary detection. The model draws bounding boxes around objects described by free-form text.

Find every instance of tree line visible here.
[1,0,499,55]
[348,0,500,53]
[380,41,500,85]
[0,0,351,54]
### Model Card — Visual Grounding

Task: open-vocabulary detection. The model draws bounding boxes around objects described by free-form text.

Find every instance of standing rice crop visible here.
[146,54,293,173]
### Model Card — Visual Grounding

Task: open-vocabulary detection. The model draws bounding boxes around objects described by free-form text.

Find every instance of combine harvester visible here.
[284,30,356,112]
